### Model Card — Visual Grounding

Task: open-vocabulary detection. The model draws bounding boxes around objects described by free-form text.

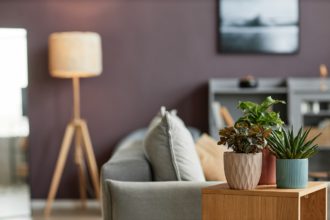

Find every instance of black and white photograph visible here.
[219,0,299,54]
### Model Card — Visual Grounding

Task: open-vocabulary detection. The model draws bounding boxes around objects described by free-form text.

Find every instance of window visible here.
[0,28,28,136]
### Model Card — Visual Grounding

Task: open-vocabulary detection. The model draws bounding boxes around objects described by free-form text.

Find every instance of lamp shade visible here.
[49,32,102,78]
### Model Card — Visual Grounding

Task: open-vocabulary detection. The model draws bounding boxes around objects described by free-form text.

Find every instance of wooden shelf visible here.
[309,172,329,180]
[303,111,330,117]
[317,145,330,150]
[213,87,287,95]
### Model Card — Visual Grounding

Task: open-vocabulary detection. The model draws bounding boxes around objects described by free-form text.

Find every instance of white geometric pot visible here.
[224,152,262,190]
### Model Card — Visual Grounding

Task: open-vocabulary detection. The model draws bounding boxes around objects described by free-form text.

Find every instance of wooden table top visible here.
[202,182,327,198]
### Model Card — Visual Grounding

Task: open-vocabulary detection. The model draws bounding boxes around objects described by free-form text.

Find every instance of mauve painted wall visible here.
[0,0,329,198]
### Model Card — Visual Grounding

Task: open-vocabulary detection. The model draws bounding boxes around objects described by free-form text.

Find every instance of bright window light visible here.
[0,28,28,137]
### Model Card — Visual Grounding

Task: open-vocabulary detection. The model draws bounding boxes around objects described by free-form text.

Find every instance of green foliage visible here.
[267,127,320,159]
[236,96,286,129]
[218,122,271,154]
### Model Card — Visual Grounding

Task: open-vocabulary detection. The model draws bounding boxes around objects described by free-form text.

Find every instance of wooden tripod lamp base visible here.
[44,118,100,217]
[46,32,103,217]
[44,77,100,217]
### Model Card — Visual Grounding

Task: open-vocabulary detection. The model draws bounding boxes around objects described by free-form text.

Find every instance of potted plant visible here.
[267,127,320,188]
[236,96,285,185]
[218,123,271,190]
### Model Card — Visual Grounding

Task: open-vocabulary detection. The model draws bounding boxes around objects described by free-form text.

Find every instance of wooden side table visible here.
[202,182,327,220]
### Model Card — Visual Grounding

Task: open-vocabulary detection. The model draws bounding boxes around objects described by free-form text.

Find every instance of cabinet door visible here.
[202,194,299,220]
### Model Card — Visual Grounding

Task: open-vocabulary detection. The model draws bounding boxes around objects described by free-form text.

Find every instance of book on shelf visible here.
[212,102,225,129]
[220,106,234,127]
[212,102,235,128]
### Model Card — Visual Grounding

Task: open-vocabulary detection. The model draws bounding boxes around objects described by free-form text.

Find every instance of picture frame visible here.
[218,0,300,54]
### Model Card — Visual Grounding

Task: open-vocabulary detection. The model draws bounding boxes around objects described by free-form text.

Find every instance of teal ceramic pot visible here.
[276,159,308,189]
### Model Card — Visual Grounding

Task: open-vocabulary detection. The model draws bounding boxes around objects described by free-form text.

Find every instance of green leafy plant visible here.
[267,127,320,159]
[218,123,271,154]
[236,96,286,130]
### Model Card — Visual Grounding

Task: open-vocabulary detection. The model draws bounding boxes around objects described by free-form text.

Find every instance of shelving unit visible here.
[288,78,330,172]
[209,77,330,176]
[208,78,288,138]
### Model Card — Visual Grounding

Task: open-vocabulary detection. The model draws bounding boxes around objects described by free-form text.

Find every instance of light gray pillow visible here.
[147,106,183,132]
[144,112,205,181]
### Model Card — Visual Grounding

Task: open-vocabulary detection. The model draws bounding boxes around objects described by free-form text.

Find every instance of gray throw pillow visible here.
[147,106,183,132]
[144,112,205,181]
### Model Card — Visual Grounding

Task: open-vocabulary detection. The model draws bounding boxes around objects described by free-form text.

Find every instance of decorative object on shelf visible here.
[236,96,286,185]
[218,0,299,54]
[45,32,102,217]
[320,64,328,78]
[312,102,320,114]
[267,127,320,188]
[320,64,328,91]
[300,101,312,114]
[238,75,258,88]
[218,123,270,190]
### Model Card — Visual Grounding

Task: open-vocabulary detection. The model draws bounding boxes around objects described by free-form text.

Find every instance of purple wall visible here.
[0,0,329,198]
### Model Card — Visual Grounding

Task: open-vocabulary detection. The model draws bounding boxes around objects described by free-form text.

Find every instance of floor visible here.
[2,207,101,220]
[0,185,30,218]
[0,185,101,220]
[0,199,101,220]
[1,186,330,220]
[31,207,102,220]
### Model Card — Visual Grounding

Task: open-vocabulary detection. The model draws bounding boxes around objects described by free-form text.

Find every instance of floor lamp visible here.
[44,32,102,217]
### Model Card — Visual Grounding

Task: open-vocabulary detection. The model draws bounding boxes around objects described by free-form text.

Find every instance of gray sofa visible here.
[101,128,219,220]
[101,128,330,220]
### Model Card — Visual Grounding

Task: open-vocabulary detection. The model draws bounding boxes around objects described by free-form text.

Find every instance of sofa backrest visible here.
[101,128,152,182]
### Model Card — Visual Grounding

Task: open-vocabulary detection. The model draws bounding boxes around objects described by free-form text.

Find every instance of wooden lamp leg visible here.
[79,120,100,199]
[74,128,87,209]
[72,77,89,206]
[44,123,75,217]
[72,77,100,199]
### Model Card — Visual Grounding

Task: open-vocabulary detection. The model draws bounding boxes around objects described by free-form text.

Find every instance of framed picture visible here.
[218,0,299,54]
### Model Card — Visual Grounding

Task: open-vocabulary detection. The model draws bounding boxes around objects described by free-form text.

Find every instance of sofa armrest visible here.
[102,180,221,220]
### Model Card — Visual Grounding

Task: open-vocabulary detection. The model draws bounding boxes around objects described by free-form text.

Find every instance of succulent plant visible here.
[267,127,320,159]
[236,96,286,130]
[218,122,271,154]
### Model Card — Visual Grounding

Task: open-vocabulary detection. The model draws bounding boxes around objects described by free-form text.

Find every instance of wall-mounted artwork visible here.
[218,0,299,54]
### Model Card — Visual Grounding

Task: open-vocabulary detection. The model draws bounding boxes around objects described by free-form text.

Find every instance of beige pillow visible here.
[195,134,229,181]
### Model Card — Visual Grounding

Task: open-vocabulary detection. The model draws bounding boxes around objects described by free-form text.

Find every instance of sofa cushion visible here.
[144,112,205,181]
[196,134,229,181]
